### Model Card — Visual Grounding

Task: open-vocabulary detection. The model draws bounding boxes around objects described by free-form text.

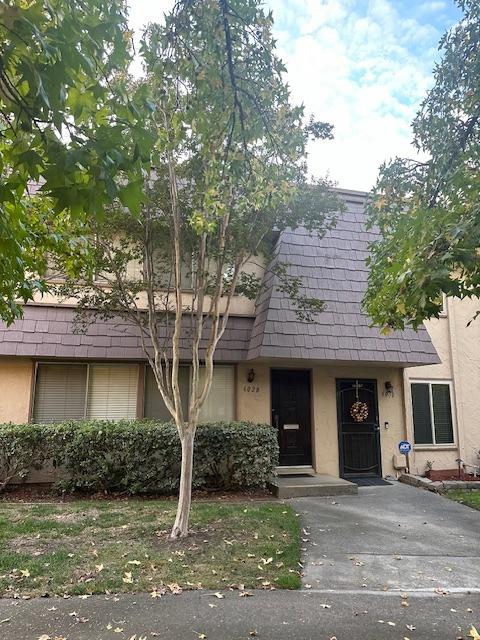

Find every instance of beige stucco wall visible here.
[405,297,480,474]
[236,362,407,478]
[312,365,406,477]
[0,358,33,423]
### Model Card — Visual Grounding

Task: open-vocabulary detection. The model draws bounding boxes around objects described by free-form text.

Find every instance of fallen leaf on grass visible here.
[127,560,142,566]
[123,572,133,584]
[168,583,182,595]
[95,564,104,573]
[239,591,253,597]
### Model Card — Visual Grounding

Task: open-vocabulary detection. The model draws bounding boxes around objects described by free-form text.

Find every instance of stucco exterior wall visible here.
[236,363,271,423]
[405,297,480,474]
[236,362,407,478]
[312,365,405,477]
[0,358,33,423]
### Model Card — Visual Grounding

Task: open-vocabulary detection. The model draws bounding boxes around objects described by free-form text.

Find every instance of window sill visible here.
[414,445,457,451]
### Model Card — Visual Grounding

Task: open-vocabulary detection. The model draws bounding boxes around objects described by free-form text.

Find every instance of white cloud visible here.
[265,0,444,190]
[127,0,450,191]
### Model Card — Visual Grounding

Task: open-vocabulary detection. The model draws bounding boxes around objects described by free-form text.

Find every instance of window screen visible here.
[86,365,138,420]
[144,366,189,421]
[411,383,433,444]
[432,384,454,444]
[33,364,87,423]
[411,382,454,445]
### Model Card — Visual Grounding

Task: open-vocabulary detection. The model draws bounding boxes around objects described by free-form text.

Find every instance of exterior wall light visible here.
[384,380,394,397]
[247,369,255,383]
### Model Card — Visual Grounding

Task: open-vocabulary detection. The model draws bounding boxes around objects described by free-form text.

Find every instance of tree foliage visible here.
[365,0,480,330]
[52,0,340,537]
[0,0,155,322]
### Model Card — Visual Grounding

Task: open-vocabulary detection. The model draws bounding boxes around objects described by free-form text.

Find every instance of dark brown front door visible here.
[337,379,382,478]
[271,369,312,466]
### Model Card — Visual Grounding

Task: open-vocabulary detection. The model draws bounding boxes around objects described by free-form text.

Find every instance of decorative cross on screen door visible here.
[353,379,363,400]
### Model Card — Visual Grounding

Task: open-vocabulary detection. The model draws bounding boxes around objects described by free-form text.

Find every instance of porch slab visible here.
[269,473,358,498]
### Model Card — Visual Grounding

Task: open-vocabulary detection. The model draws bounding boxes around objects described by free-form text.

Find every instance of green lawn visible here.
[0,500,301,597]
[445,490,480,511]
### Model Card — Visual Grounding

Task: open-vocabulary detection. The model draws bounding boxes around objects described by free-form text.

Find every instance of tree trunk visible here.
[170,427,195,539]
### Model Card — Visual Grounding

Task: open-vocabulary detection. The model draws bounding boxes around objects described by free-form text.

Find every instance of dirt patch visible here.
[0,485,272,504]
[49,508,102,522]
[8,535,75,555]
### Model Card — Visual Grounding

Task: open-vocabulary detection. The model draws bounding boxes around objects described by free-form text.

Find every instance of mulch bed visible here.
[426,469,480,482]
[0,484,274,504]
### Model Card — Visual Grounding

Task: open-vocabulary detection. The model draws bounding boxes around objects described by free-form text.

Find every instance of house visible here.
[0,188,447,484]
[405,295,480,477]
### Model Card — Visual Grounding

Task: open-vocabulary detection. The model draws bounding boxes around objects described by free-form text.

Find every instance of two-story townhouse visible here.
[0,189,443,483]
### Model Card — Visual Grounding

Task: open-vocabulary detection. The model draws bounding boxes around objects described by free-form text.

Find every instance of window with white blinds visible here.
[199,366,235,422]
[32,362,235,423]
[33,363,139,423]
[33,364,87,423]
[86,365,138,420]
[411,382,454,445]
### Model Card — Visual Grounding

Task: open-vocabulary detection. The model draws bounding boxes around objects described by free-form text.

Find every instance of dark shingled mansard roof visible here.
[0,189,439,366]
[247,189,439,366]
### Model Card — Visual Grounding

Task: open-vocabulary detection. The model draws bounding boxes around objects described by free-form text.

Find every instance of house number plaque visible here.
[243,385,260,393]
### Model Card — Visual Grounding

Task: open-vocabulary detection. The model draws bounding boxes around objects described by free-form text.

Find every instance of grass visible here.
[446,490,480,511]
[0,500,301,597]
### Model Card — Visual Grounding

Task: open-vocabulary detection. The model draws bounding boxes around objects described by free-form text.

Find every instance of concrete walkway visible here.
[294,480,480,593]
[0,482,479,639]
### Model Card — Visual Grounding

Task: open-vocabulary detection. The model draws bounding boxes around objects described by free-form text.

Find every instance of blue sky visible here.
[128,0,461,190]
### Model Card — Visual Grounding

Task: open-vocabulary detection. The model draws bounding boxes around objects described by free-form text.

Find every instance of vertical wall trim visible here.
[137,364,145,419]
[447,297,465,460]
[28,361,38,423]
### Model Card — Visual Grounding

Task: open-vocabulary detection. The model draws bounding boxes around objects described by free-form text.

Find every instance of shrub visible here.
[0,420,278,494]
[0,423,54,490]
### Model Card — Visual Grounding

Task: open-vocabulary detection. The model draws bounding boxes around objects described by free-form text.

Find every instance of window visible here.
[199,366,235,422]
[33,364,87,423]
[411,382,454,445]
[144,366,190,421]
[33,362,235,424]
[143,364,235,422]
[33,363,139,423]
[86,365,138,420]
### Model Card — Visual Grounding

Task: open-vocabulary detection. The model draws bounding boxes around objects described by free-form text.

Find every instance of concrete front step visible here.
[269,473,358,498]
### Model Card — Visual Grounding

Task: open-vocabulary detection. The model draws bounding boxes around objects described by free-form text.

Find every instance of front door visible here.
[337,379,382,478]
[271,369,312,466]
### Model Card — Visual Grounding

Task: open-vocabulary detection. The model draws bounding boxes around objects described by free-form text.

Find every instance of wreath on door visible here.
[350,400,369,423]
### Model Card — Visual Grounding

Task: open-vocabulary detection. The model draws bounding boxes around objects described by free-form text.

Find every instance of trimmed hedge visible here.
[0,420,279,494]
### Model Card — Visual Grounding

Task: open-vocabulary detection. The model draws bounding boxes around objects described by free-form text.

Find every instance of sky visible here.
[127,0,461,191]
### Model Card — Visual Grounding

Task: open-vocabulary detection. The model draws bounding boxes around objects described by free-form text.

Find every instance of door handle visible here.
[273,413,279,428]
[373,425,380,432]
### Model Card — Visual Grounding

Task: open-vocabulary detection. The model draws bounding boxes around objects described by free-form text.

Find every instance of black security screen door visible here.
[337,379,381,478]
[271,369,312,466]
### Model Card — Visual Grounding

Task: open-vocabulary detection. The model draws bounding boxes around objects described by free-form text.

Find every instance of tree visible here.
[0,0,155,323]
[365,0,480,331]
[52,0,341,538]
